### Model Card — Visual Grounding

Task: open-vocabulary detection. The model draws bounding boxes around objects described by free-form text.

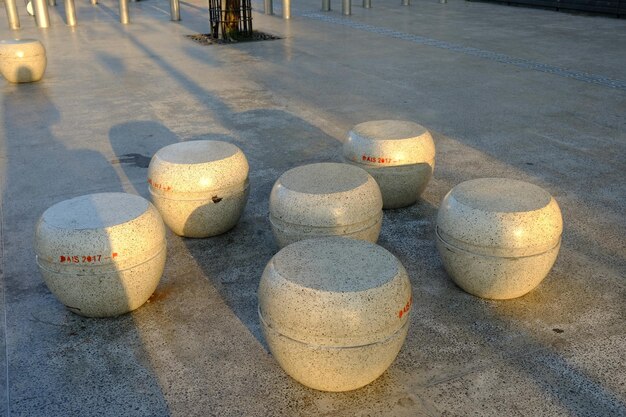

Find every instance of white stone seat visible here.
[436,178,563,299]
[0,39,46,83]
[148,140,250,238]
[343,120,435,209]
[34,193,166,317]
[258,237,412,392]
[269,162,383,248]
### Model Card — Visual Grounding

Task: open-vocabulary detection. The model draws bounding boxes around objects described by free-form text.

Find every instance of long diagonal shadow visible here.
[0,83,173,414]
[46,8,626,414]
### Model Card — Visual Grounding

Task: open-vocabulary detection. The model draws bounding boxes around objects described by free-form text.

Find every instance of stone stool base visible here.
[261,314,409,392]
[351,163,433,209]
[436,232,561,299]
[269,211,383,248]
[150,184,249,238]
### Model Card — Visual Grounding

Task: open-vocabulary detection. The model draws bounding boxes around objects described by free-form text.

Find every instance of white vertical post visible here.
[33,0,51,28]
[170,0,180,20]
[119,0,129,23]
[283,0,290,19]
[65,0,77,25]
[4,0,20,29]
[342,0,350,14]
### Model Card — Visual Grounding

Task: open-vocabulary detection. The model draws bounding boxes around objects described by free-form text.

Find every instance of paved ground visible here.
[0,0,625,415]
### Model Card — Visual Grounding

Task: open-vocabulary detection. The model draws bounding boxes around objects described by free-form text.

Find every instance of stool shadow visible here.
[107,114,343,347]
[385,174,626,416]
[1,85,171,415]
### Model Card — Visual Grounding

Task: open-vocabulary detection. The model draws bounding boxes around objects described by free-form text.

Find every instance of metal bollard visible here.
[363,0,370,7]
[342,0,350,14]
[65,0,76,25]
[283,0,290,19]
[33,0,51,27]
[264,0,273,14]
[170,0,180,20]
[4,0,20,29]
[48,0,56,6]
[402,0,409,5]
[322,0,330,10]
[439,0,447,3]
[119,0,129,23]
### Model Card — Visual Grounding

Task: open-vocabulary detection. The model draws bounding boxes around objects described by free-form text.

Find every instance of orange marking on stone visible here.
[361,154,396,164]
[398,295,413,318]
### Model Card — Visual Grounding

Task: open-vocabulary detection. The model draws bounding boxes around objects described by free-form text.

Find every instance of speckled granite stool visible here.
[34,193,166,317]
[269,162,383,248]
[258,237,412,391]
[148,140,250,238]
[0,39,46,83]
[436,178,563,299]
[343,120,435,209]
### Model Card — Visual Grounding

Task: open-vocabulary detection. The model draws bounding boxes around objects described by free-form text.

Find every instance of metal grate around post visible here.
[208,0,253,40]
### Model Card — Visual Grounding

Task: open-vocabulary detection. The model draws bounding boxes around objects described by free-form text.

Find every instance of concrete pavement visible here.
[0,0,625,415]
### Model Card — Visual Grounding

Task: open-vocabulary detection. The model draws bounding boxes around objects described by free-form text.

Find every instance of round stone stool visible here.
[34,193,166,317]
[258,237,412,392]
[148,140,249,238]
[0,39,46,83]
[269,162,383,248]
[343,120,435,209]
[436,178,563,300]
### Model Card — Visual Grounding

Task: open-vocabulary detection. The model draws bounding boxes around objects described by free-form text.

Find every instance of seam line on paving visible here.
[295,11,626,91]
[0,199,9,417]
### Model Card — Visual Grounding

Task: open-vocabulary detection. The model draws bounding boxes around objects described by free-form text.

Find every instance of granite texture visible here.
[436,178,563,299]
[258,237,412,391]
[148,140,249,237]
[0,0,624,414]
[343,120,435,209]
[0,39,46,83]
[269,162,383,247]
[34,193,166,317]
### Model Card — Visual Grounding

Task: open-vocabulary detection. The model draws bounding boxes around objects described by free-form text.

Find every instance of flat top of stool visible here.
[155,140,240,165]
[279,163,370,195]
[351,120,428,141]
[273,237,399,292]
[42,193,149,230]
[451,178,552,213]
[0,39,41,45]
[0,39,45,57]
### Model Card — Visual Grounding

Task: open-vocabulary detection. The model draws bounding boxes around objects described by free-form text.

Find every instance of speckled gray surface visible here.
[0,0,625,415]
[35,193,166,317]
[436,178,563,299]
[148,140,249,237]
[269,163,383,247]
[343,120,435,209]
[258,237,412,391]
[437,178,563,254]
[0,39,46,83]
